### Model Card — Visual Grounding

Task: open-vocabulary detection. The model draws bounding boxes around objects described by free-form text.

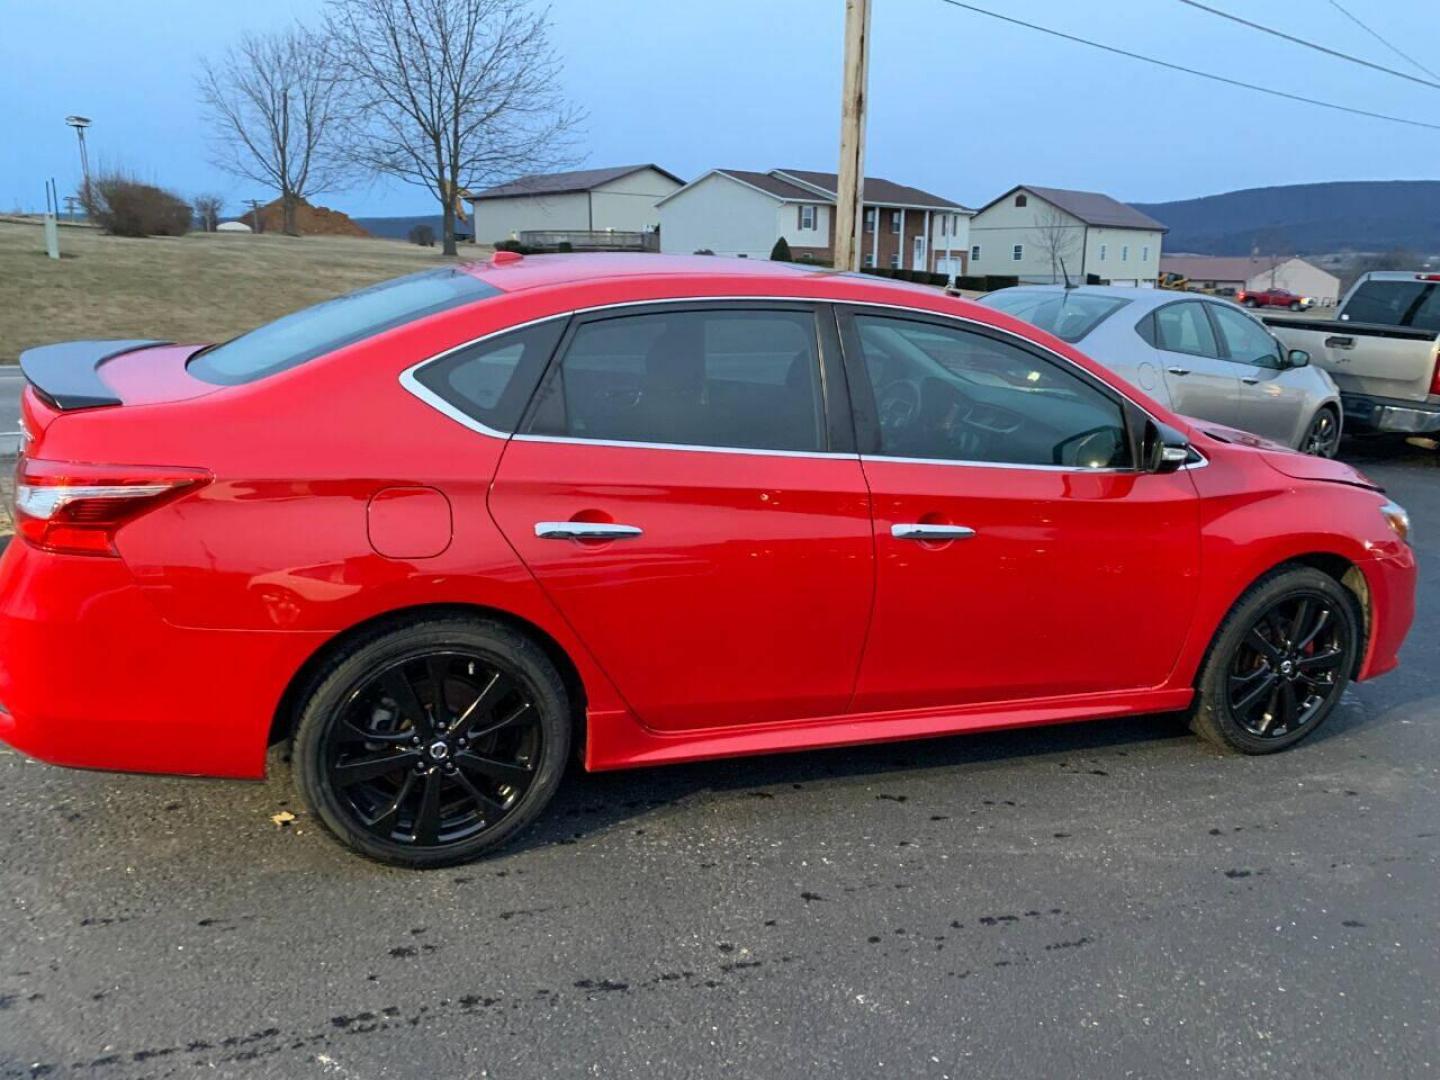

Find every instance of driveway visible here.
[0,447,1435,1079]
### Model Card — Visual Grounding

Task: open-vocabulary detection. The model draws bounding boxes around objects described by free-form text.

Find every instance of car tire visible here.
[1243,298,1257,307]
[292,616,571,868]
[1289,301,1301,311]
[1301,405,1341,458]
[1189,566,1361,755]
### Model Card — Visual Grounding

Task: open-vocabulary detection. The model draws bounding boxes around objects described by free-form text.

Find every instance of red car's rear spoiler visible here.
[18,340,170,410]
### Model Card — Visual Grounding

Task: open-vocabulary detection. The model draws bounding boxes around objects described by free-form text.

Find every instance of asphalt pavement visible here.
[0,445,1436,1080]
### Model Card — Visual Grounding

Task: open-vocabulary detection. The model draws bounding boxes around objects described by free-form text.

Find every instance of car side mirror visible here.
[1286,349,1310,368]
[1142,418,1191,474]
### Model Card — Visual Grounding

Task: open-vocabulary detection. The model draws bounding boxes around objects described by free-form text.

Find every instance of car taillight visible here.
[13,457,210,557]
[1431,352,1440,397]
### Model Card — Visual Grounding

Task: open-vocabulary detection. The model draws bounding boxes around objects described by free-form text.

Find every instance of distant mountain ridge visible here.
[353,214,447,240]
[1133,180,1440,255]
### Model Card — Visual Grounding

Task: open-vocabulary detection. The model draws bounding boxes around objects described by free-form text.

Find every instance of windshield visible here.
[189,267,501,385]
[1342,279,1440,331]
[979,290,1131,343]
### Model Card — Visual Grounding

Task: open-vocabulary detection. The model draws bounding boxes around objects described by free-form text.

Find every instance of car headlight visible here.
[1381,500,1411,543]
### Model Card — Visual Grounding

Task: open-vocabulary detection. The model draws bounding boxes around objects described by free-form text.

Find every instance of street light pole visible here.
[834,0,871,273]
[65,115,92,209]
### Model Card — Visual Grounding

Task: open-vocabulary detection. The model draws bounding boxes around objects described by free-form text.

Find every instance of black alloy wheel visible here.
[294,618,570,867]
[1224,592,1349,739]
[1302,408,1341,458]
[1191,567,1360,754]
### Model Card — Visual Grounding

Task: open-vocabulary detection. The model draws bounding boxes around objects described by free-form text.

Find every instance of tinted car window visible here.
[528,309,824,451]
[190,268,500,385]
[1154,302,1219,357]
[979,291,1130,342]
[412,320,566,433]
[1342,280,1432,327]
[853,315,1131,469]
[1210,304,1282,368]
[1409,284,1440,332]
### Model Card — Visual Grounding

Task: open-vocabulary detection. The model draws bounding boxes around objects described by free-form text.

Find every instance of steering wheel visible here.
[876,380,922,432]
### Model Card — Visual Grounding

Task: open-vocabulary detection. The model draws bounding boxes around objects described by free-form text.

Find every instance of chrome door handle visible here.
[1166,366,1191,376]
[1325,336,1355,349]
[891,523,976,541]
[534,521,643,541]
[1241,376,1260,385]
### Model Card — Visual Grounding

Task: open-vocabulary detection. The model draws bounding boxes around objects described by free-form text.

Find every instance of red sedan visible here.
[0,254,1415,866]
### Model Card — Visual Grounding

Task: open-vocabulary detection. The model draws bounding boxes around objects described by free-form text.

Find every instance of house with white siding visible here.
[657,168,972,273]
[968,185,1168,286]
[466,164,684,245]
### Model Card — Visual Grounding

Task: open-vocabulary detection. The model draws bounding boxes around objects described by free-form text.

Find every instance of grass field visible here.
[0,220,492,363]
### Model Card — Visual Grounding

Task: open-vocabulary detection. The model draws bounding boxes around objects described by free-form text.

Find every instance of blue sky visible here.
[3,0,1436,217]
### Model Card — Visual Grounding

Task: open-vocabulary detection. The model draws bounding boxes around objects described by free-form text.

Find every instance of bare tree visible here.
[198,27,343,236]
[1034,203,1079,284]
[325,0,582,256]
[193,193,224,232]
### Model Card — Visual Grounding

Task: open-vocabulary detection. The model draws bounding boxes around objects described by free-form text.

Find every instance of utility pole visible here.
[834,0,871,273]
[65,115,93,207]
[63,195,79,221]
[245,198,264,234]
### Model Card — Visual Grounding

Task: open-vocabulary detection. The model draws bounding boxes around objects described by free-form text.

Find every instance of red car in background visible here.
[0,254,1416,866]
[1239,287,1313,311]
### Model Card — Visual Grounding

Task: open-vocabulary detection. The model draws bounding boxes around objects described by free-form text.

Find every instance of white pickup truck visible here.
[1264,271,1440,439]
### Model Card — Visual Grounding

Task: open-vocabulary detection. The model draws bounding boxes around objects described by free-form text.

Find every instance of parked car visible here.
[0,256,1415,866]
[979,286,1344,456]
[1239,288,1313,311]
[1265,271,1440,439]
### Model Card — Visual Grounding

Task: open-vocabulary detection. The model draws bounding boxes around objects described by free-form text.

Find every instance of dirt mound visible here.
[250,198,370,237]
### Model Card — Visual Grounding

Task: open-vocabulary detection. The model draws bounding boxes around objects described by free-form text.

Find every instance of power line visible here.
[1326,0,1440,84]
[1177,0,1440,92]
[934,0,1440,133]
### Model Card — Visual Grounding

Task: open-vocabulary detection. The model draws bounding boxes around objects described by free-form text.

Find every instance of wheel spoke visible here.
[466,701,533,743]
[336,716,414,745]
[1297,647,1345,672]
[1257,683,1282,734]
[451,767,508,816]
[333,748,421,787]
[360,770,417,829]
[426,656,453,728]
[1231,669,1278,715]
[1288,599,1312,650]
[1294,607,1332,652]
[1246,626,1281,661]
[456,749,534,788]
[381,667,432,739]
[449,671,507,738]
[1276,680,1298,730]
[413,771,443,845]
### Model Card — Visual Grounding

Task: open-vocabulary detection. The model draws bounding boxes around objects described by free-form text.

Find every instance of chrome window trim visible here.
[398,293,1204,471]
[398,311,571,440]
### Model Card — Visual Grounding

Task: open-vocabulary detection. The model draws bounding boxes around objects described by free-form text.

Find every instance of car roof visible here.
[989,284,1236,313]
[460,251,916,293]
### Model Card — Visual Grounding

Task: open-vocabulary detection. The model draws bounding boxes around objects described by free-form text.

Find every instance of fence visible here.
[517,229,660,253]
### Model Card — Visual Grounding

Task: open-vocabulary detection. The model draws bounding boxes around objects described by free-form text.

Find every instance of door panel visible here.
[1235,364,1307,445]
[490,443,873,730]
[1208,302,1303,444]
[488,303,874,733]
[838,307,1201,712]
[853,461,1200,710]
[1152,301,1240,425]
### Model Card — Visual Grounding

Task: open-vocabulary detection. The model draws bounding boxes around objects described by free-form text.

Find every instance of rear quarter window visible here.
[189,268,501,385]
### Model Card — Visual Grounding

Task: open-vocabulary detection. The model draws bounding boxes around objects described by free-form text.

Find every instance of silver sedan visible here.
[979,286,1344,457]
